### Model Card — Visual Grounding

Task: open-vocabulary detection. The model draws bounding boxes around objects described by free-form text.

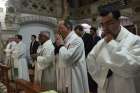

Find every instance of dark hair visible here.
[99,5,121,20]
[16,34,22,40]
[74,25,83,32]
[32,35,36,38]
[64,19,73,30]
[90,26,97,33]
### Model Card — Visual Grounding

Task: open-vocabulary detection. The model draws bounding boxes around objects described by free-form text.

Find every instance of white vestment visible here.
[12,41,29,81]
[57,31,89,93]
[4,41,16,80]
[34,39,56,90]
[87,26,140,93]
[4,41,16,64]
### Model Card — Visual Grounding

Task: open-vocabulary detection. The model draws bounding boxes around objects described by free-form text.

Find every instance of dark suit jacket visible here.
[82,33,101,93]
[30,40,40,55]
[82,33,101,57]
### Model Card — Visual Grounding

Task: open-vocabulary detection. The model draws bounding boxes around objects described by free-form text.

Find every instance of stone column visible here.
[131,0,140,35]
[62,0,69,19]
[5,0,21,31]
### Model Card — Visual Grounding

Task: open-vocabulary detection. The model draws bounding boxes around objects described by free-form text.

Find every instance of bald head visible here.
[38,31,50,44]
[40,31,50,38]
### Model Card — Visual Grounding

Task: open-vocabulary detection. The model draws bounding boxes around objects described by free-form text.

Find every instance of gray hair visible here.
[40,31,50,39]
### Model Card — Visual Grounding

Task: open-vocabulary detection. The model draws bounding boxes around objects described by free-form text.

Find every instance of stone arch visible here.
[17,15,58,61]
[17,15,58,42]
[18,15,58,38]
[19,15,57,29]
[17,15,58,40]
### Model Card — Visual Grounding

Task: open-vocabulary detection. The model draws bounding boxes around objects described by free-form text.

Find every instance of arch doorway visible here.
[18,22,56,62]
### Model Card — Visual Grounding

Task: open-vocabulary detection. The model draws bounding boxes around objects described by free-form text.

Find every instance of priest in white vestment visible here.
[4,38,16,64]
[87,6,140,93]
[34,31,56,90]
[4,38,16,80]
[55,20,89,93]
[13,35,29,81]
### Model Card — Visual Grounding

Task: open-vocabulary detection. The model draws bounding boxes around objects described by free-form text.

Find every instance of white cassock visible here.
[34,39,56,90]
[12,41,29,81]
[4,41,16,64]
[4,41,16,80]
[87,26,140,93]
[57,31,89,93]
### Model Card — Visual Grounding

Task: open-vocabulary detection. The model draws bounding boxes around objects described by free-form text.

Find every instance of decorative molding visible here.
[19,15,57,27]
[15,0,63,18]
[4,13,18,30]
[70,5,92,19]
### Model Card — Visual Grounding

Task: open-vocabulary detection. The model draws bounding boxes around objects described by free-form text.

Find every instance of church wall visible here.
[18,23,55,61]
[131,0,140,35]
[0,0,8,30]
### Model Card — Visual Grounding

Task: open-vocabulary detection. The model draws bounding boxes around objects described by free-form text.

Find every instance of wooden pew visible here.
[0,63,10,92]
[16,79,43,93]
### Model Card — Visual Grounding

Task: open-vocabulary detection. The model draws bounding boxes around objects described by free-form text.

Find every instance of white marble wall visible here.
[0,0,8,30]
